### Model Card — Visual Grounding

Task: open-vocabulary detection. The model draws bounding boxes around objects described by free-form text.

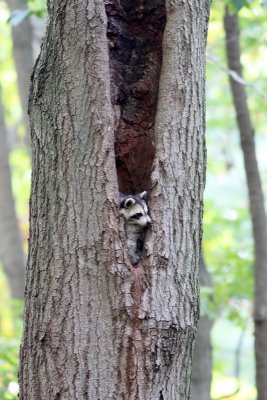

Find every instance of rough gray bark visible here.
[5,0,34,149]
[144,2,210,397]
[19,1,119,398]
[0,90,25,299]
[224,10,267,400]
[191,256,213,400]
[19,0,210,399]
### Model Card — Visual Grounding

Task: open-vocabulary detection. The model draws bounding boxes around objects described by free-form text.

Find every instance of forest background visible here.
[0,0,266,399]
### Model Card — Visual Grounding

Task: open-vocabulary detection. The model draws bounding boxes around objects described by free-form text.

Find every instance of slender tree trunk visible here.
[19,1,210,399]
[224,10,267,400]
[191,256,213,400]
[0,90,25,299]
[5,0,34,149]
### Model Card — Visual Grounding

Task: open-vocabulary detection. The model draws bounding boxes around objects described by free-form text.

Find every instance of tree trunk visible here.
[19,1,210,399]
[191,256,213,400]
[0,89,25,299]
[224,10,267,400]
[5,0,34,149]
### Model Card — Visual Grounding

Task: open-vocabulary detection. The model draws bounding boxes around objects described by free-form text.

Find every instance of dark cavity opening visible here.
[105,0,166,194]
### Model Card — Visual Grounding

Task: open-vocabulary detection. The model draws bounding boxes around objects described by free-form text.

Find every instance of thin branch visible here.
[207,51,267,101]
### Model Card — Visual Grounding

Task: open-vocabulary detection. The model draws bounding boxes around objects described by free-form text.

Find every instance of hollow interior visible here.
[105,0,166,194]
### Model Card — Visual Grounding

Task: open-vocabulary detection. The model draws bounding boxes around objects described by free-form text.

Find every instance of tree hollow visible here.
[105,0,166,193]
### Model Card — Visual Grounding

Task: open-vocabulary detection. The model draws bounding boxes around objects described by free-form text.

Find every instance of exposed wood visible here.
[105,0,165,193]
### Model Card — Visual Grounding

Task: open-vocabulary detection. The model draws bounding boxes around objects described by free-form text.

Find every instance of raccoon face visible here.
[120,191,151,227]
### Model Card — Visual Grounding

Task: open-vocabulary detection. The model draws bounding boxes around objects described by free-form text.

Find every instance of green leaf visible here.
[232,0,245,11]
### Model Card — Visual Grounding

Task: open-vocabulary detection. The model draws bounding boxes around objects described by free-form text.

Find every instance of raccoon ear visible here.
[139,191,147,200]
[124,198,136,208]
[119,192,128,207]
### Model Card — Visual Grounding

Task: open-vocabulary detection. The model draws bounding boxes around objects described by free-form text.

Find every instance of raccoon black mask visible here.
[119,191,151,265]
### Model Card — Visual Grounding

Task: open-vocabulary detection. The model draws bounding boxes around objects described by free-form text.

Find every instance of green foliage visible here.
[203,202,254,322]
[0,8,29,397]
[8,8,46,25]
[27,0,47,17]
[205,0,267,327]
[224,0,263,13]
[0,338,20,399]
[27,0,46,11]
[7,0,47,25]
[0,266,23,400]
[225,0,250,13]
[205,1,267,395]
[200,286,217,319]
[9,148,31,217]
[212,318,256,398]
[0,4,21,127]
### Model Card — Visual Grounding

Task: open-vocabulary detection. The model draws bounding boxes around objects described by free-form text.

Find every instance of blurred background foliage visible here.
[0,2,45,398]
[0,0,266,398]
[203,1,267,398]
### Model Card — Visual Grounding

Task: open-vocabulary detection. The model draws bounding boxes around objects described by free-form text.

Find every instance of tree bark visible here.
[0,89,25,299]
[191,256,213,400]
[19,1,210,399]
[145,2,210,396]
[224,10,267,400]
[5,0,34,149]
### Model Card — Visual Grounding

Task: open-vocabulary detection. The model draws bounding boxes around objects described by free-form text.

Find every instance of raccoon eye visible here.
[130,213,143,220]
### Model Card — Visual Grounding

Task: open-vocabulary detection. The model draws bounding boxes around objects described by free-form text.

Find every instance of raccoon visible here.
[119,191,151,266]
